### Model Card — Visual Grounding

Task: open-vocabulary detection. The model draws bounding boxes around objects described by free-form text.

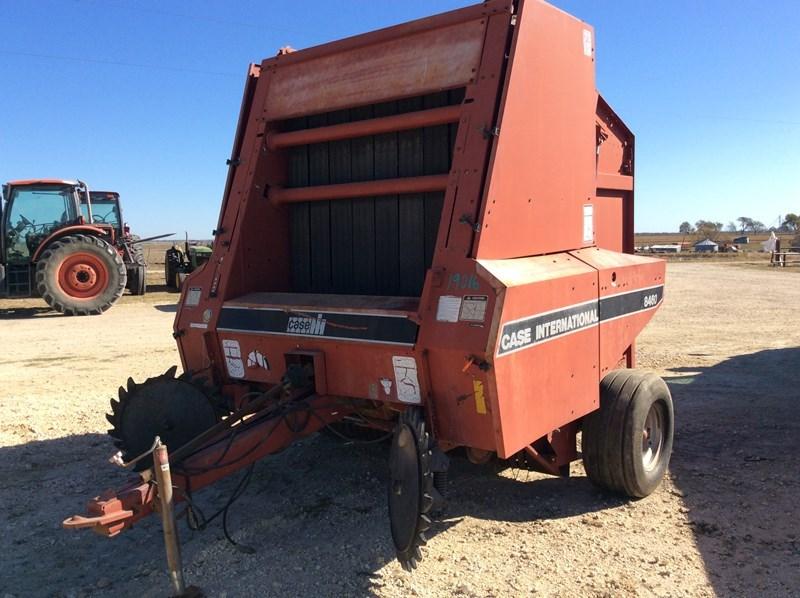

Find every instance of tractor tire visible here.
[131,242,146,267]
[35,234,126,315]
[125,241,147,295]
[582,369,674,498]
[165,248,180,289]
[128,264,147,295]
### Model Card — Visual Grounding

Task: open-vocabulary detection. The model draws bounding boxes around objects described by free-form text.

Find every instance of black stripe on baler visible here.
[598,285,664,321]
[217,307,419,345]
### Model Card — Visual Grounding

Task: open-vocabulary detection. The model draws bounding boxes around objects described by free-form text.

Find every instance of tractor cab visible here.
[1,180,84,264]
[83,191,124,239]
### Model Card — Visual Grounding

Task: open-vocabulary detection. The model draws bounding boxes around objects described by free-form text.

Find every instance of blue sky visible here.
[1,0,797,237]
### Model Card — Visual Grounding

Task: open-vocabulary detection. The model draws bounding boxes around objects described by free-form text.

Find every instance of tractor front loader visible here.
[64,0,674,589]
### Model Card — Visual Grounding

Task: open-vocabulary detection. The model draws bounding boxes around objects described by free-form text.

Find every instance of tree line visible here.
[678,215,799,239]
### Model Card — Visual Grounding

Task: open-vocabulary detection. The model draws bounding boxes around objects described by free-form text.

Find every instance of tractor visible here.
[164,235,213,290]
[0,179,128,314]
[1,179,167,314]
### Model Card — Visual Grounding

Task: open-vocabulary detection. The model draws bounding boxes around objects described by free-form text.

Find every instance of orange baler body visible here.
[173,0,663,460]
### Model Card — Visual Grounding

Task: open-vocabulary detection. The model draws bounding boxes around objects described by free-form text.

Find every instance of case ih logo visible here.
[286,314,327,336]
[496,285,664,358]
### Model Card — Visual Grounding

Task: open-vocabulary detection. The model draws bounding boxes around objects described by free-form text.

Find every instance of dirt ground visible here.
[1,262,798,598]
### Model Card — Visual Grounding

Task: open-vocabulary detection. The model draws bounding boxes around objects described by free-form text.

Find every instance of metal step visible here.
[5,263,33,297]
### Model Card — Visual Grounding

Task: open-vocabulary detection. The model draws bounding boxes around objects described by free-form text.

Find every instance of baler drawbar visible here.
[64,0,674,588]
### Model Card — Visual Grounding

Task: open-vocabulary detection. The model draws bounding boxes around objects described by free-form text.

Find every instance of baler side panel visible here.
[480,253,600,458]
[475,0,597,259]
[570,248,665,377]
[414,10,513,448]
[174,61,281,377]
[595,95,635,254]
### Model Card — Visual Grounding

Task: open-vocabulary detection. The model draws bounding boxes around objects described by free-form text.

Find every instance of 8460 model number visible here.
[642,293,659,308]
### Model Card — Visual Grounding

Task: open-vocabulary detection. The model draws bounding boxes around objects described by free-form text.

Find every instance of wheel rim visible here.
[641,402,665,472]
[57,252,109,299]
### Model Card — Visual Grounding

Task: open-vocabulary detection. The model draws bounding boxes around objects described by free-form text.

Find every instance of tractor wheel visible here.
[131,242,146,267]
[125,239,147,295]
[165,248,179,288]
[35,234,126,315]
[582,369,674,498]
[128,264,147,295]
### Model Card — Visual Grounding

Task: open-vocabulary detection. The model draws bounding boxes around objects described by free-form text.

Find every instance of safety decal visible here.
[436,295,462,322]
[496,285,664,357]
[473,379,487,414]
[222,339,245,378]
[460,295,488,322]
[392,356,421,404]
[185,287,202,307]
[583,204,594,243]
[246,350,269,371]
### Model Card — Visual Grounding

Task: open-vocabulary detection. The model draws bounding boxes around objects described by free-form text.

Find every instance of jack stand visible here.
[153,438,200,597]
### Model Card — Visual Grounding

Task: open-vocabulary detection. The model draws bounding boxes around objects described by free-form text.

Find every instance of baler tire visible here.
[582,369,673,498]
[620,373,674,497]
[600,371,645,494]
[581,369,624,488]
[589,370,644,493]
[35,234,126,316]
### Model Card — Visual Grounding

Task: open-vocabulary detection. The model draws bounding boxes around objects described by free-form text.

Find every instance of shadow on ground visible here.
[153,303,177,313]
[3,349,798,597]
[666,347,800,597]
[143,284,175,294]
[0,305,58,319]
[1,429,623,597]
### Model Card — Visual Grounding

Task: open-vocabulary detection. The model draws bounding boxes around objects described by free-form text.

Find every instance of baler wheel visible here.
[582,369,674,498]
[106,366,224,471]
[388,407,434,571]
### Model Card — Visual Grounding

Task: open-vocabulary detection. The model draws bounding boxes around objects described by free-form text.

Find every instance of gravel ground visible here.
[1,262,798,598]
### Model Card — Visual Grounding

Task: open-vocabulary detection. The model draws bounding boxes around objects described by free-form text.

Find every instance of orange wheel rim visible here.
[57,253,109,299]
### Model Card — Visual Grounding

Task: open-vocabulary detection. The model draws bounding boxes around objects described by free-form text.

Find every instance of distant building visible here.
[694,239,719,252]
[650,244,682,253]
[733,236,749,244]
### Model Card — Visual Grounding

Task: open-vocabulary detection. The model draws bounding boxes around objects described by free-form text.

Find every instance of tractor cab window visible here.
[4,186,77,261]
[84,198,121,228]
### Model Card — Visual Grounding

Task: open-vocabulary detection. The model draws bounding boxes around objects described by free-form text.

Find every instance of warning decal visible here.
[222,339,245,378]
[460,295,488,322]
[392,356,421,404]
